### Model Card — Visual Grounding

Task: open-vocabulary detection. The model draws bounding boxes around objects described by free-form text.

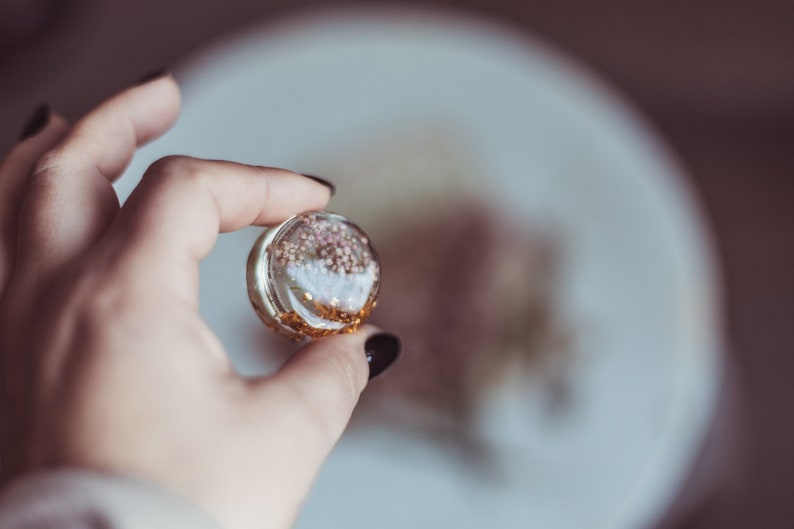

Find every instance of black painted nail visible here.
[19,103,50,140]
[365,332,401,380]
[135,69,169,85]
[302,174,336,196]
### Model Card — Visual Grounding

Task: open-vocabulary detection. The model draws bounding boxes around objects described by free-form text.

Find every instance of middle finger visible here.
[12,75,180,286]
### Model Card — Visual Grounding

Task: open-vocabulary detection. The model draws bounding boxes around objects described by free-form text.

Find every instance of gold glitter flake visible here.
[278,302,374,339]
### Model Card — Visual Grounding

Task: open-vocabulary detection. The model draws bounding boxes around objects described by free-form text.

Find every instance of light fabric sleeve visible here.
[0,470,221,529]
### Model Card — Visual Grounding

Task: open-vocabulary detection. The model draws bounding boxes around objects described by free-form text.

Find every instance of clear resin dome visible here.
[247,212,380,340]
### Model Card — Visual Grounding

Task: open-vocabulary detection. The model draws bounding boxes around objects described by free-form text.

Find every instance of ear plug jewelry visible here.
[247,212,380,341]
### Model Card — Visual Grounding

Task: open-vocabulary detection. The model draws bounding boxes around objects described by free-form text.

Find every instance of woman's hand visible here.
[0,74,399,529]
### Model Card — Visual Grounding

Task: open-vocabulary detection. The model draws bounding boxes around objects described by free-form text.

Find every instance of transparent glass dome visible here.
[247,212,380,340]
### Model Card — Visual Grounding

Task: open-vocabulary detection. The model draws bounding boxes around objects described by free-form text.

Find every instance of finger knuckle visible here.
[142,156,217,211]
[147,154,188,174]
[31,148,67,177]
[26,148,70,194]
[81,279,126,324]
[71,261,141,336]
[144,155,201,185]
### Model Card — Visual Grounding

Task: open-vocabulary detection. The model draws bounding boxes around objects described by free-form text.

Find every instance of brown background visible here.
[1,1,792,528]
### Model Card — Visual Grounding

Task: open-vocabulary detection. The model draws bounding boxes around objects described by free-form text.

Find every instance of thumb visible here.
[236,328,399,529]
[251,326,400,446]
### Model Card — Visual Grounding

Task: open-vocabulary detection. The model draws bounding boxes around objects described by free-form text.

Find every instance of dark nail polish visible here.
[302,174,336,196]
[135,69,169,85]
[365,332,401,380]
[19,104,50,140]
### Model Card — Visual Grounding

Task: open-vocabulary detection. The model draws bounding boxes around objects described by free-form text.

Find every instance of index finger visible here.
[103,156,332,305]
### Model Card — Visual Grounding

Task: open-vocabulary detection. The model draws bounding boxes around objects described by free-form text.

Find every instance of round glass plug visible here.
[247,212,380,341]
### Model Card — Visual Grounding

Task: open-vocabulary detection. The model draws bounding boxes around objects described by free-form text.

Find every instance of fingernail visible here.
[365,332,401,380]
[301,174,336,196]
[135,69,169,85]
[19,103,50,140]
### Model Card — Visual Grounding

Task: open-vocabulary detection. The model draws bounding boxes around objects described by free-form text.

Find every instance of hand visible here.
[0,74,400,529]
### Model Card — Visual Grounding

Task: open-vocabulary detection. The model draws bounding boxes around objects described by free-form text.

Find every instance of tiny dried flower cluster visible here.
[270,213,374,276]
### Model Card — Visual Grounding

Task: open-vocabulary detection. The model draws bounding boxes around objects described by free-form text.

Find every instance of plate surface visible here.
[117,9,722,529]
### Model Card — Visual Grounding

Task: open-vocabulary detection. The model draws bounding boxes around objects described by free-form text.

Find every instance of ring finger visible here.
[0,106,70,295]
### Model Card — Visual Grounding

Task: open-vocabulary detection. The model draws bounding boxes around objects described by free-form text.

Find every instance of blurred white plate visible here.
[118,8,722,529]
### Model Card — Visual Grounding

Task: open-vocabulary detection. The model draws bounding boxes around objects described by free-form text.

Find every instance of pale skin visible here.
[0,75,379,529]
